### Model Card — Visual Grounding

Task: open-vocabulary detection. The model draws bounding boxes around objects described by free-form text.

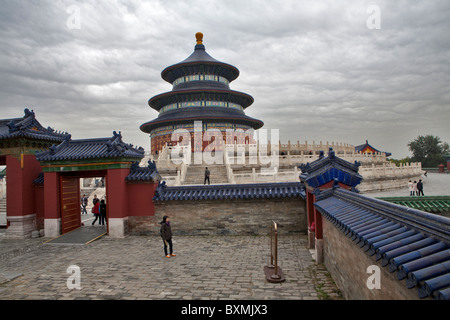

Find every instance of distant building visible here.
[355,140,392,157]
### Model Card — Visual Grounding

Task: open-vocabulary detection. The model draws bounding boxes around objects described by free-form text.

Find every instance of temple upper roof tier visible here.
[161,33,240,84]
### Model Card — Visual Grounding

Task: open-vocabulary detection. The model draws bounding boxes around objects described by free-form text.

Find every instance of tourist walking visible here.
[160,216,176,258]
[412,181,418,196]
[81,194,88,214]
[204,167,210,185]
[408,180,413,196]
[417,179,424,196]
[99,199,107,226]
[92,194,99,206]
[91,200,101,225]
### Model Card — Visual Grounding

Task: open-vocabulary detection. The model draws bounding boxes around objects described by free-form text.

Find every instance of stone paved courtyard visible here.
[0,234,342,300]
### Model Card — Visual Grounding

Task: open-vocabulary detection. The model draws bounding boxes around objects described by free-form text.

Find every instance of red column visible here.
[106,168,130,238]
[306,191,315,227]
[306,191,315,249]
[313,194,323,239]
[43,171,61,237]
[313,194,324,263]
[5,154,41,237]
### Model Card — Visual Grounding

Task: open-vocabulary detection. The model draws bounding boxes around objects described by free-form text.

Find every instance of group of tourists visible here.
[80,194,107,226]
[408,179,425,196]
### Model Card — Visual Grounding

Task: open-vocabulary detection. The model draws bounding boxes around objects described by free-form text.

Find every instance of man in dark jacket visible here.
[99,199,107,226]
[204,167,210,185]
[417,179,424,196]
[81,194,88,214]
[160,216,175,258]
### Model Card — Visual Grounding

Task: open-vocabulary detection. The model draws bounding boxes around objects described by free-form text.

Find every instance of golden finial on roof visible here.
[195,32,203,45]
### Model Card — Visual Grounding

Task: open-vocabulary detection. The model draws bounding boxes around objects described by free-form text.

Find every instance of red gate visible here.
[60,176,81,234]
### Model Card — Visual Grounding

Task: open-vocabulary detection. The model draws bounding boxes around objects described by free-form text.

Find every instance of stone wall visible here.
[128,197,307,236]
[322,218,421,300]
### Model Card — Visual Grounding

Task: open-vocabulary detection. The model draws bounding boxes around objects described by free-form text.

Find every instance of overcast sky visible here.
[1,0,449,159]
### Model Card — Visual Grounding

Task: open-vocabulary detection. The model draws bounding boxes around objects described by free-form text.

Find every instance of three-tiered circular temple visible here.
[140,33,264,154]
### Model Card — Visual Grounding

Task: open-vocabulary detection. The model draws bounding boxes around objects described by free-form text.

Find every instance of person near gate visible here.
[412,181,418,196]
[417,179,424,196]
[92,200,101,225]
[160,215,176,258]
[408,180,413,196]
[81,194,88,214]
[204,167,210,185]
[99,199,107,226]
[92,194,99,206]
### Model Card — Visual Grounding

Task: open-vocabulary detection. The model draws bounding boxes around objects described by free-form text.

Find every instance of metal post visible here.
[271,221,281,280]
[268,222,274,268]
[264,220,285,283]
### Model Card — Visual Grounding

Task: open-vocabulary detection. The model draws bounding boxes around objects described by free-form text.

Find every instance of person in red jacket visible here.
[91,201,101,226]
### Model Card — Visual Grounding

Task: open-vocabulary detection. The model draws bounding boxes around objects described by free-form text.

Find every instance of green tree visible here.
[407,135,449,168]
[389,157,411,166]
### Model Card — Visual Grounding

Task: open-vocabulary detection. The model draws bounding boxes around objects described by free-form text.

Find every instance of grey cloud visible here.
[0,0,449,159]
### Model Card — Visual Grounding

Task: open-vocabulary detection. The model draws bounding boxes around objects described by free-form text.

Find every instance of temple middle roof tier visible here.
[140,107,264,133]
[148,89,254,111]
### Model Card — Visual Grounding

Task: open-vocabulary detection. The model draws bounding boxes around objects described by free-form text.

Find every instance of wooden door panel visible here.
[60,177,80,234]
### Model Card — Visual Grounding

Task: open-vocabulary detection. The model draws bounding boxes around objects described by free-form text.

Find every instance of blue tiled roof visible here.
[161,42,240,83]
[140,107,264,133]
[0,109,69,143]
[153,181,306,202]
[126,160,162,182]
[35,131,145,162]
[314,187,450,300]
[299,148,363,189]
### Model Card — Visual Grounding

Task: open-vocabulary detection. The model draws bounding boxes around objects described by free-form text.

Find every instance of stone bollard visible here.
[31,230,40,238]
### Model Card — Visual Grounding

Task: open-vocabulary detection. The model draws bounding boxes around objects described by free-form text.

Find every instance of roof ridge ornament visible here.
[112,130,122,140]
[7,120,18,133]
[328,147,335,159]
[195,32,203,45]
[24,108,35,118]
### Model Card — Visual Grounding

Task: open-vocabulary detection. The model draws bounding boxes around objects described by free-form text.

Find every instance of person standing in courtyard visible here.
[417,179,424,196]
[160,215,176,258]
[204,167,210,185]
[99,199,107,226]
[81,194,88,214]
[93,194,99,206]
[412,181,418,196]
[91,200,101,225]
[408,180,413,196]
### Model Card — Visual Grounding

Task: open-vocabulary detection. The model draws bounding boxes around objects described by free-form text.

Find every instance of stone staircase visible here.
[184,164,229,185]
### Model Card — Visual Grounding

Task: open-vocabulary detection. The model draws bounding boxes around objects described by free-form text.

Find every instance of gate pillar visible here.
[106,168,130,238]
[43,172,61,238]
[5,154,41,238]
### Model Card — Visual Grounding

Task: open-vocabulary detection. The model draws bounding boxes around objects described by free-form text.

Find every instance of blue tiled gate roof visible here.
[0,108,69,143]
[35,131,145,162]
[314,188,450,300]
[153,182,306,202]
